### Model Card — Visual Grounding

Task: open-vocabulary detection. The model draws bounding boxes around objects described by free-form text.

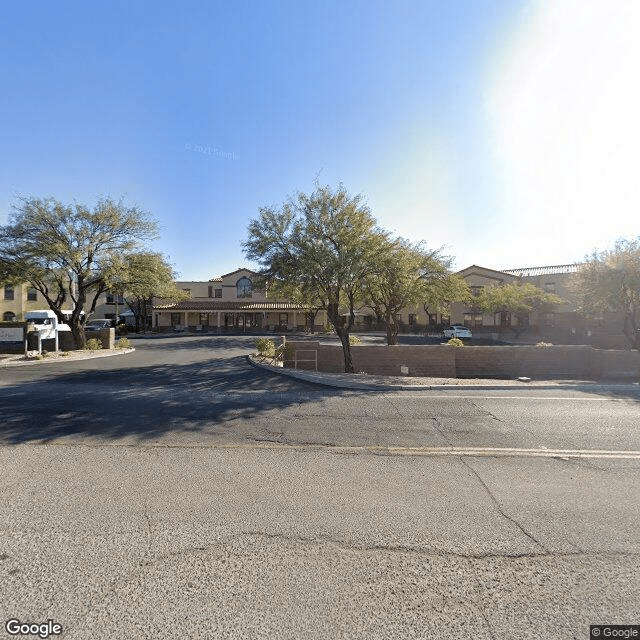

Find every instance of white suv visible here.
[443,325,472,339]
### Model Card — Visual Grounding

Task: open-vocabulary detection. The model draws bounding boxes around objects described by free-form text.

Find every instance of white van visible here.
[25,310,72,339]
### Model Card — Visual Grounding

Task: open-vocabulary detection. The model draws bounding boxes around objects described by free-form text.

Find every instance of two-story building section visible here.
[0,282,47,321]
[152,268,307,332]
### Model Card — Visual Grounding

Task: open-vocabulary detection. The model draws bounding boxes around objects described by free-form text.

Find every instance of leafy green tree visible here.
[479,282,562,337]
[105,252,189,333]
[572,239,640,349]
[363,239,458,345]
[0,196,158,347]
[262,279,324,333]
[243,183,389,373]
[422,273,472,326]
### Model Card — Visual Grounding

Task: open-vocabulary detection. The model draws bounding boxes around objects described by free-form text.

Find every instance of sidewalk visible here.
[248,355,640,392]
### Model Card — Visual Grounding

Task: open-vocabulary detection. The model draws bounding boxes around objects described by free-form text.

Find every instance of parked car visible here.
[84,319,112,331]
[443,325,472,339]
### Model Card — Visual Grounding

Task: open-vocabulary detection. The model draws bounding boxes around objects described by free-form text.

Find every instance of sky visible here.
[1,0,638,280]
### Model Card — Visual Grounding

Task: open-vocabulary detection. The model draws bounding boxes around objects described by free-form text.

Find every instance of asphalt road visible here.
[1,335,639,639]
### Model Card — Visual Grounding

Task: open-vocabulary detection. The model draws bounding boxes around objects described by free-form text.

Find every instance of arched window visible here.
[3,311,16,322]
[237,277,252,298]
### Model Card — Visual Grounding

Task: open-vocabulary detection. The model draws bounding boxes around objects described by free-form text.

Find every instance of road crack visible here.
[459,457,550,554]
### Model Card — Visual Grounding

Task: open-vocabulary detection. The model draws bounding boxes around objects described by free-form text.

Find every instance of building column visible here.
[217,311,221,334]
[293,310,297,331]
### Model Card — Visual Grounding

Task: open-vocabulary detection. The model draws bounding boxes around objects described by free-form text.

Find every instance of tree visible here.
[262,279,324,333]
[243,183,389,373]
[105,252,189,333]
[0,196,159,348]
[363,239,460,345]
[422,273,471,325]
[479,281,562,337]
[572,238,640,349]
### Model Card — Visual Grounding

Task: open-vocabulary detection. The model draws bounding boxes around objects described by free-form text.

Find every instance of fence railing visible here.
[293,349,318,371]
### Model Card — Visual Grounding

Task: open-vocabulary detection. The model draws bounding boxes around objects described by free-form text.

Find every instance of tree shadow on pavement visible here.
[0,355,347,445]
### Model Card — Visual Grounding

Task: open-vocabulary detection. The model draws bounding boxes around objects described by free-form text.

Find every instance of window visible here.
[544,282,556,294]
[237,277,252,298]
[408,314,417,325]
[214,288,222,298]
[208,286,213,298]
[470,286,484,297]
[170,313,182,326]
[106,293,125,305]
[464,313,483,328]
[428,313,438,326]
[199,313,209,326]
[543,312,554,326]
[27,288,38,301]
[441,315,450,327]
[4,285,14,300]
[3,311,16,321]
[278,312,288,327]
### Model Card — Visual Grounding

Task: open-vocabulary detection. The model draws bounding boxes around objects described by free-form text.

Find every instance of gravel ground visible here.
[0,348,134,367]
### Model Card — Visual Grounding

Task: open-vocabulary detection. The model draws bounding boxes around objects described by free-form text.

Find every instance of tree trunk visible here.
[305,311,317,333]
[624,313,640,350]
[71,322,86,349]
[385,319,399,345]
[337,329,355,373]
[327,298,355,372]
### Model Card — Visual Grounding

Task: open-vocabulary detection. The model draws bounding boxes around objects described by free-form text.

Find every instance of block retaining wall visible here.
[286,341,640,380]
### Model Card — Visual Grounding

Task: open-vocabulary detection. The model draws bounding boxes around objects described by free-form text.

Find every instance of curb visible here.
[247,355,640,392]
[0,348,136,368]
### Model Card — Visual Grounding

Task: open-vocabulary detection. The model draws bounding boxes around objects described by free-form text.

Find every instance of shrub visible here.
[256,338,276,357]
[84,337,103,350]
[116,337,132,349]
[447,338,464,348]
[348,335,361,345]
[275,342,295,363]
[60,352,71,357]
[536,341,553,348]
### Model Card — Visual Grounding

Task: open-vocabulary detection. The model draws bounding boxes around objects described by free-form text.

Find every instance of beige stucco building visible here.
[151,263,585,335]
[3,262,628,348]
[0,282,48,321]
[153,268,311,332]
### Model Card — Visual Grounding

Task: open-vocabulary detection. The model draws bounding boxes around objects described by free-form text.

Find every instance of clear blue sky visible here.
[1,1,637,280]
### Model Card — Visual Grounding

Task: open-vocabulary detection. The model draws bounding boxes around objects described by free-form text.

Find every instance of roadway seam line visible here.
[5,441,640,459]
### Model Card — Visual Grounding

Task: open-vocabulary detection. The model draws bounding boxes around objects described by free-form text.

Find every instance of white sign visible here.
[0,327,24,342]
